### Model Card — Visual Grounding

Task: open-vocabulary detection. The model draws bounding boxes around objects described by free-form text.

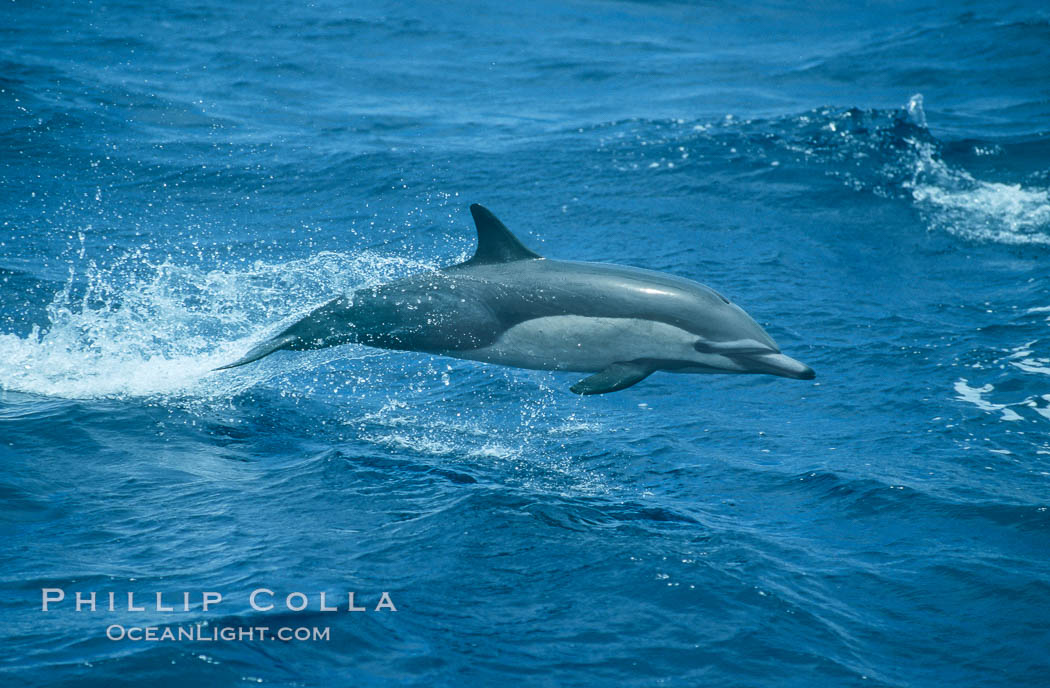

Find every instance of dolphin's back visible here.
[443,258,776,350]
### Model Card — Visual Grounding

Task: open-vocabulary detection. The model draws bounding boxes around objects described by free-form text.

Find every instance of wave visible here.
[900,96,1050,246]
[592,95,1050,246]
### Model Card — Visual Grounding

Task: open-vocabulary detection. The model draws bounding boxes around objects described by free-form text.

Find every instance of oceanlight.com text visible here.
[106,624,330,642]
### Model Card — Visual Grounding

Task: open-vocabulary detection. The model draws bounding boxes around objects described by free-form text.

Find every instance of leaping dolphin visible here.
[216,204,815,394]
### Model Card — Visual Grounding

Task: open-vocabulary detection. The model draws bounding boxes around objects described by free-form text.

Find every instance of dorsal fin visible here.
[463,204,542,265]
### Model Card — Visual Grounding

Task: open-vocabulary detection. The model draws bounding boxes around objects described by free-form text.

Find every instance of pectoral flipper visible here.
[570,361,654,395]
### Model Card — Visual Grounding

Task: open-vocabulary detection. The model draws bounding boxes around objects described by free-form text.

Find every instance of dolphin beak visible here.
[742,352,816,380]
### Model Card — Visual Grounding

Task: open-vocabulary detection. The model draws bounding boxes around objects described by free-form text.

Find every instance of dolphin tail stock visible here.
[213,334,299,371]
[213,296,356,371]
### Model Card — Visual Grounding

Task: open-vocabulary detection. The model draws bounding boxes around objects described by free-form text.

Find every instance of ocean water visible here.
[2,1,1049,685]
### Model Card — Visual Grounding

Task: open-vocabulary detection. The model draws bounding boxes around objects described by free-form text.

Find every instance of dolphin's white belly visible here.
[445,315,704,373]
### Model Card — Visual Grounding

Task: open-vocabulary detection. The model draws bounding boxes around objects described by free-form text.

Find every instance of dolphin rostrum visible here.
[216,204,815,394]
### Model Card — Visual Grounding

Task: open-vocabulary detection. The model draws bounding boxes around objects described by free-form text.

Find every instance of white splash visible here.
[0,250,436,401]
[904,93,927,128]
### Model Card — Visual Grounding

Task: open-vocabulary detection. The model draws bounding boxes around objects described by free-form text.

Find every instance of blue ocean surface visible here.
[2,1,1049,685]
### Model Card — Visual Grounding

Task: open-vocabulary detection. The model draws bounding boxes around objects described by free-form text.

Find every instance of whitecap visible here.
[952,379,1023,422]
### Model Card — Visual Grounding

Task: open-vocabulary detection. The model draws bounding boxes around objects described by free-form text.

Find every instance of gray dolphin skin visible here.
[216,204,815,394]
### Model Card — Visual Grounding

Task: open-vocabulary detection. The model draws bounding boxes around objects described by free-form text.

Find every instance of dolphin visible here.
[216,204,815,394]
